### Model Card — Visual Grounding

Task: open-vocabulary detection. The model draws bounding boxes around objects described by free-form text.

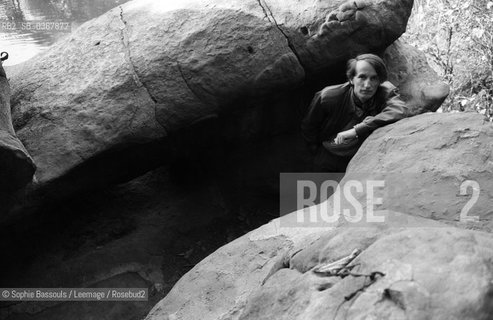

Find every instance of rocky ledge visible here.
[146,112,493,320]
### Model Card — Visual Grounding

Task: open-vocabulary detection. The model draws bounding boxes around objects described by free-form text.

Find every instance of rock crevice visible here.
[256,0,306,72]
[117,6,167,134]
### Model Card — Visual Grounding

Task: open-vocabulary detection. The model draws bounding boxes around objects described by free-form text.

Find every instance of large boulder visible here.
[347,112,493,231]
[237,226,493,320]
[145,112,493,320]
[8,0,413,189]
[145,218,335,320]
[0,57,35,191]
[146,214,493,320]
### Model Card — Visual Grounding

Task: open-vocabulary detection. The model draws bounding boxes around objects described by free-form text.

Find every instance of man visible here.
[301,53,407,171]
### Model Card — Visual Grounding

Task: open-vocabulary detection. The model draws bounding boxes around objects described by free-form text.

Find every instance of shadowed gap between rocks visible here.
[0,167,273,319]
[5,67,351,214]
[0,60,356,267]
[0,54,368,320]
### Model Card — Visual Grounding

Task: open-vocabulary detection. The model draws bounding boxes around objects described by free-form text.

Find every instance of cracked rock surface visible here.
[237,227,493,320]
[7,0,413,191]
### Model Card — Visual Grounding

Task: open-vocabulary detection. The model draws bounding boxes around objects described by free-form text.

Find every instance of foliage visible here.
[402,0,493,120]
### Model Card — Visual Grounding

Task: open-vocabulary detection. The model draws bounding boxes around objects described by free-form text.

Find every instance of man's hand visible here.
[333,128,357,144]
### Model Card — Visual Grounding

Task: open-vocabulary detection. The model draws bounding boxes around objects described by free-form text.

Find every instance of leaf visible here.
[488,2,493,10]
[472,28,485,38]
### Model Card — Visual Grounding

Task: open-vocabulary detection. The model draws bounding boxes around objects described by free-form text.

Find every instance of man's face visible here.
[350,60,380,103]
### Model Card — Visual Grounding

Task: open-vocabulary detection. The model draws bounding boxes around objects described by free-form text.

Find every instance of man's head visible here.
[346,53,388,103]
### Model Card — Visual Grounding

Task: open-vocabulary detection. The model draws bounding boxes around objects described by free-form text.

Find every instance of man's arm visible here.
[334,128,357,144]
[301,91,327,152]
[353,84,407,139]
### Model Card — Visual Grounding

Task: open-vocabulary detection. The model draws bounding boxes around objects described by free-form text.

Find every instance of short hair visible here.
[346,53,388,82]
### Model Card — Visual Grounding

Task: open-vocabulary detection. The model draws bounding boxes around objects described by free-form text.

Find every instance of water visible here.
[0,0,131,66]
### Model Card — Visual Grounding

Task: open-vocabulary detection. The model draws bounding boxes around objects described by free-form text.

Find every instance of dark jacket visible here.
[301,81,407,149]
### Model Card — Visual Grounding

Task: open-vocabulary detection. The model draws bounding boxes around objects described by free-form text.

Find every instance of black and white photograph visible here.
[0,0,492,319]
